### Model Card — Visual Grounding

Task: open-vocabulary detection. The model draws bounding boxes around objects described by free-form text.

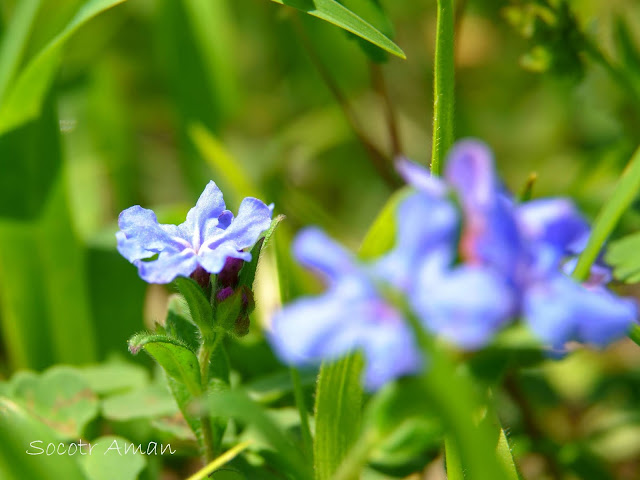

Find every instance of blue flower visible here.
[269,228,425,391]
[398,139,637,349]
[269,188,517,387]
[116,181,273,284]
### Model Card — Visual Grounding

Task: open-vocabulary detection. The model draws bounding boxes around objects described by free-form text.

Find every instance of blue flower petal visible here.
[517,198,589,253]
[204,197,272,251]
[460,197,523,278]
[198,244,252,275]
[524,274,637,349]
[217,210,234,230]
[269,284,422,391]
[293,227,358,284]
[396,157,448,196]
[374,193,458,291]
[445,139,497,210]
[117,206,190,262]
[136,249,199,284]
[269,287,368,366]
[359,321,423,390]
[180,181,226,250]
[412,264,515,349]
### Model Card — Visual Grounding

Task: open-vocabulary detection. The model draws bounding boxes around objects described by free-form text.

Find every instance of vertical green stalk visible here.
[572,146,640,281]
[197,335,217,463]
[431,0,456,175]
[290,367,313,460]
[0,0,42,106]
[444,435,465,480]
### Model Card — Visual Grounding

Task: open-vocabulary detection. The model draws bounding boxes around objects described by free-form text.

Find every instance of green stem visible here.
[444,435,465,480]
[572,146,640,281]
[292,13,400,188]
[290,367,313,460]
[403,310,509,480]
[431,0,456,175]
[187,440,253,480]
[370,62,402,157]
[197,332,224,463]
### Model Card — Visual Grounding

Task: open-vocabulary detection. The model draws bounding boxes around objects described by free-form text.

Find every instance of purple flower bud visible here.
[217,257,245,287]
[216,286,235,303]
[191,265,210,289]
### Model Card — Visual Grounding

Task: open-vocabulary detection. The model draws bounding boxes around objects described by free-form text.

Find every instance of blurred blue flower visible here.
[269,228,426,391]
[398,139,637,350]
[116,181,272,284]
[385,192,517,349]
[269,190,519,387]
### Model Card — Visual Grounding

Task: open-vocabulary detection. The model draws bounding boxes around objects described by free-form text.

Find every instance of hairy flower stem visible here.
[197,333,223,463]
[431,0,455,176]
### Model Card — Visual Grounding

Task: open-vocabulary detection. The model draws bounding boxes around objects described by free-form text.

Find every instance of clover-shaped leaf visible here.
[102,384,179,421]
[10,366,99,439]
[79,435,147,480]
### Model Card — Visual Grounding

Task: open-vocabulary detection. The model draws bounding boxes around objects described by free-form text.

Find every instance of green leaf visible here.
[0,92,61,220]
[365,380,442,476]
[0,0,128,135]
[174,276,214,336]
[151,414,196,441]
[207,390,312,479]
[358,187,411,260]
[79,435,147,480]
[245,369,317,404]
[496,428,520,480]
[573,146,640,281]
[166,376,204,446]
[0,0,43,106]
[0,113,97,369]
[269,0,405,59]
[416,336,512,479]
[128,333,201,395]
[11,366,99,439]
[102,384,179,421]
[79,362,149,396]
[238,214,286,290]
[606,232,640,283]
[182,0,239,121]
[156,0,233,192]
[614,16,640,80]
[166,294,202,352]
[337,0,395,63]
[0,398,87,480]
[314,353,365,480]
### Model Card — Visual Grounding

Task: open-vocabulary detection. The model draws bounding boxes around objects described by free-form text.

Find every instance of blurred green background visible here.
[1,0,640,478]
